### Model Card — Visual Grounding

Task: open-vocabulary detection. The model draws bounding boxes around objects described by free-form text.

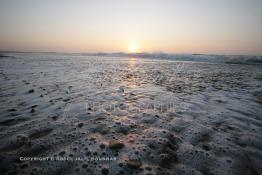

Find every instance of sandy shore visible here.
[0,54,262,175]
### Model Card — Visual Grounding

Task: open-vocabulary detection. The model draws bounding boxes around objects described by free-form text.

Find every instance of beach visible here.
[0,53,262,175]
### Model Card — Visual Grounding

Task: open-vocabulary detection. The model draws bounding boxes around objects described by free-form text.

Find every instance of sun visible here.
[128,41,139,53]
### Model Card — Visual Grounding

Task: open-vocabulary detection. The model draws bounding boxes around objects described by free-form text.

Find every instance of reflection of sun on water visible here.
[129,57,137,63]
[126,41,139,88]
[126,58,138,88]
[128,58,137,68]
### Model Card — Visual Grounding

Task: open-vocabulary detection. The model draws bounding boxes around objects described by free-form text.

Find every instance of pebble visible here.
[101,167,109,175]
[108,140,124,149]
[126,159,142,169]
[100,144,106,149]
[78,123,84,127]
[28,89,34,93]
[16,134,30,146]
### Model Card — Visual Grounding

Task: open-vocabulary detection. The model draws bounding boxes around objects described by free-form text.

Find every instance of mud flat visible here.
[0,54,262,175]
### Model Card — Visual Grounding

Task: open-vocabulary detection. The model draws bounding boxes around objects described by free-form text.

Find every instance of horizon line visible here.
[1,50,261,57]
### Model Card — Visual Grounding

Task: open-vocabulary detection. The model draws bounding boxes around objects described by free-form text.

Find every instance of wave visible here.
[2,52,262,65]
[83,52,262,65]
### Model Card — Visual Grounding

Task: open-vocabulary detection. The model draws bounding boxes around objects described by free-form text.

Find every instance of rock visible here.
[8,108,17,112]
[145,166,152,171]
[108,140,124,149]
[16,134,30,146]
[90,137,96,141]
[116,125,130,134]
[31,105,38,109]
[126,159,142,169]
[129,138,135,143]
[28,89,34,93]
[101,167,109,175]
[90,123,109,135]
[78,123,84,128]
[202,143,210,151]
[59,151,66,156]
[20,163,28,169]
[30,108,35,113]
[159,152,177,168]
[63,98,70,102]
[118,86,124,93]
[82,164,88,168]
[100,144,106,149]
[115,121,121,125]
[51,116,58,120]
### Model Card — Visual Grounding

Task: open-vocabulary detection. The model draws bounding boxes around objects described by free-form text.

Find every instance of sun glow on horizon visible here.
[0,1,262,55]
[128,41,139,53]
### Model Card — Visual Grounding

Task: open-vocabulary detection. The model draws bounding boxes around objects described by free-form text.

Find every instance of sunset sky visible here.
[0,0,262,55]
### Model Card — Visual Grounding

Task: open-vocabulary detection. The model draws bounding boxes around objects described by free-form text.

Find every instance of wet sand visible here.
[0,54,262,175]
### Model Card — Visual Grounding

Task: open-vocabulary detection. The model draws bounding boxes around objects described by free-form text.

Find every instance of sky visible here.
[0,0,262,55]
